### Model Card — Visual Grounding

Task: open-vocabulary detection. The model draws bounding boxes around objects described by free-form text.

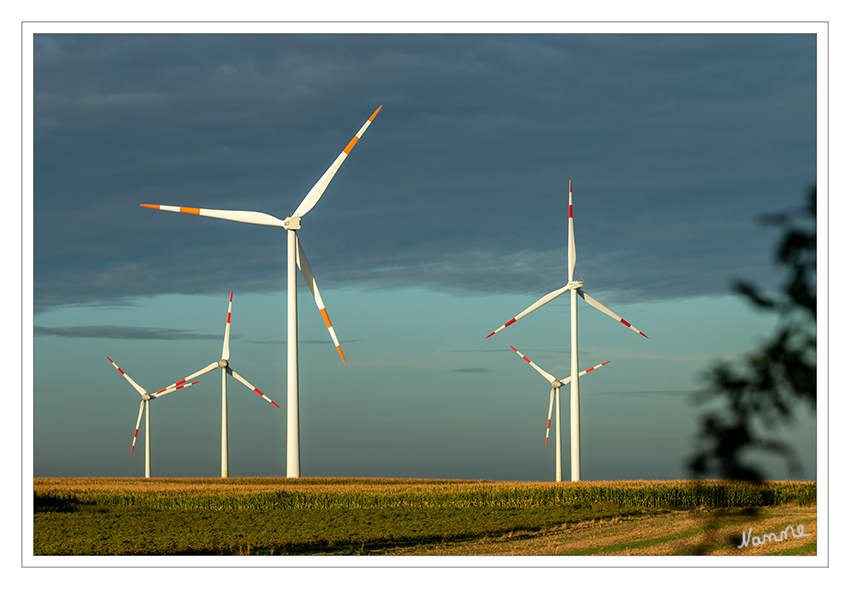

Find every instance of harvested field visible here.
[383,505,816,556]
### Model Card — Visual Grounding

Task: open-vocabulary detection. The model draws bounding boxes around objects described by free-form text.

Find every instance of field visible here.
[33,477,816,556]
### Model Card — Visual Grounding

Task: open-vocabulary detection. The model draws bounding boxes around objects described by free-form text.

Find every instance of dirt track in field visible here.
[380,505,816,556]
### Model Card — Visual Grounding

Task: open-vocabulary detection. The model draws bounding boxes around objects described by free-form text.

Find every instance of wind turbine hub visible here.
[567,280,584,290]
[218,359,229,368]
[142,393,152,401]
[552,381,563,389]
[283,216,301,231]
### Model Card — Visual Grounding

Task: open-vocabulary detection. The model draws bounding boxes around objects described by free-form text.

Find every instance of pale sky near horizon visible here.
[28,25,822,482]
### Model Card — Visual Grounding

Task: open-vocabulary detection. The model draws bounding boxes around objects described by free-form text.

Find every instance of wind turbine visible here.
[106,356,199,478]
[486,180,647,482]
[141,106,381,477]
[509,345,609,482]
[160,291,280,478]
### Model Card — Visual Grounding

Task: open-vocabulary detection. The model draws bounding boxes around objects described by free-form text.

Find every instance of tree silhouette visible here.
[689,186,816,482]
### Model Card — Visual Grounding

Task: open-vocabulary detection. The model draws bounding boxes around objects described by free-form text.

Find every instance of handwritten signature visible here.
[737,524,811,549]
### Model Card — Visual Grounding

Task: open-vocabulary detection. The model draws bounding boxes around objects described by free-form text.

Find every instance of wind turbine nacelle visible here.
[283,216,301,231]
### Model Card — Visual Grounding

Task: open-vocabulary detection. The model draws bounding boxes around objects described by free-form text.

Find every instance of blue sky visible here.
[27,26,822,482]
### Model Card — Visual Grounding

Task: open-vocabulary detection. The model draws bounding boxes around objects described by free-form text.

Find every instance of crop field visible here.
[33,478,816,556]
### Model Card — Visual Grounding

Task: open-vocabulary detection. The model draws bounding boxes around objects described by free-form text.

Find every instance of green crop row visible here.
[34,479,816,513]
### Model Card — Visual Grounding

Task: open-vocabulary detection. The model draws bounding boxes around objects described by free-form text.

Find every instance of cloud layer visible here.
[33,34,816,313]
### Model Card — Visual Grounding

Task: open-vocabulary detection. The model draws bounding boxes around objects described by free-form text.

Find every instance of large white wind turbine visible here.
[486,180,647,482]
[509,345,609,482]
[160,291,280,478]
[141,106,381,477]
[106,356,199,478]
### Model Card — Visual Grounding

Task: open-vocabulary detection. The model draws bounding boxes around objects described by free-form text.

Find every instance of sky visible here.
[26,25,823,483]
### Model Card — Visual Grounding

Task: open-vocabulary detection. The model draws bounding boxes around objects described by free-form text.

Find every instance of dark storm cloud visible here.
[34,325,221,340]
[33,34,816,313]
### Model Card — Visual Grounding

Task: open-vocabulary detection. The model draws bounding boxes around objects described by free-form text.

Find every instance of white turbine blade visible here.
[154,362,219,395]
[485,283,572,339]
[292,105,382,218]
[545,387,555,448]
[558,360,612,385]
[568,179,576,282]
[577,289,648,338]
[152,380,200,398]
[131,400,145,454]
[296,235,346,364]
[222,291,233,361]
[106,356,147,397]
[509,345,558,384]
[226,367,281,408]
[140,204,286,228]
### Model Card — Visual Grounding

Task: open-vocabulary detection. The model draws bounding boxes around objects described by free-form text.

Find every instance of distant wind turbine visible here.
[509,346,609,482]
[106,356,199,478]
[141,106,381,477]
[160,291,280,478]
[486,180,647,481]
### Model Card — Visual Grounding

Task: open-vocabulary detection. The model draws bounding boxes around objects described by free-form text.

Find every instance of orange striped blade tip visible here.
[509,345,529,362]
[253,387,280,409]
[342,136,357,154]
[337,345,347,365]
[319,308,333,329]
[140,204,200,215]
[485,318,515,339]
[369,105,382,121]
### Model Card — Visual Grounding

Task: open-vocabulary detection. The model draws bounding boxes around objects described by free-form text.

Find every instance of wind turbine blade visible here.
[106,356,147,397]
[131,400,145,454]
[559,360,612,385]
[154,362,219,395]
[140,204,286,228]
[485,283,572,339]
[509,345,558,383]
[222,291,233,361]
[152,380,200,398]
[545,387,555,448]
[295,236,346,364]
[292,105,382,218]
[568,179,576,282]
[226,367,281,408]
[577,289,648,338]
